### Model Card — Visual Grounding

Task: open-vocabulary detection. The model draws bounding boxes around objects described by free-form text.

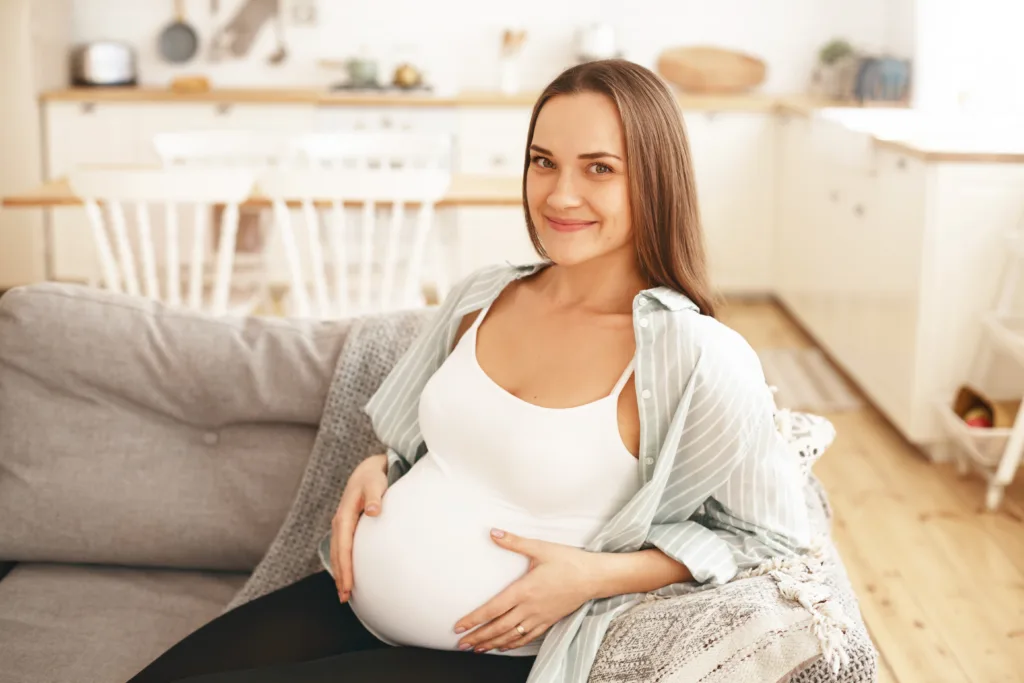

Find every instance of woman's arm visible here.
[585,548,692,600]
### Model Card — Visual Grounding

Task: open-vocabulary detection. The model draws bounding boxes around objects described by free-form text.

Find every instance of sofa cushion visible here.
[0,284,350,570]
[0,562,247,683]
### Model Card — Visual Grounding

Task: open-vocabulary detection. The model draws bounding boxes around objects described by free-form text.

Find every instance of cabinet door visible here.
[451,208,537,279]
[684,111,775,295]
[774,113,813,303]
[134,103,317,163]
[455,107,532,176]
[44,102,146,281]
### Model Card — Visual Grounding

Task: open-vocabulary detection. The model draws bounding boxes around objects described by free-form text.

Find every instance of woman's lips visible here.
[545,216,597,233]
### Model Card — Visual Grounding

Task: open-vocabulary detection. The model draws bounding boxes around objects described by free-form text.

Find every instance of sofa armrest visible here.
[0,561,16,582]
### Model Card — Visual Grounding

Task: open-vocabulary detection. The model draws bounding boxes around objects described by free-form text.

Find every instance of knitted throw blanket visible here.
[224,311,877,683]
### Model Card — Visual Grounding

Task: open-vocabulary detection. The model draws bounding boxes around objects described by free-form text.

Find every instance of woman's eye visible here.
[531,155,555,169]
[591,163,613,174]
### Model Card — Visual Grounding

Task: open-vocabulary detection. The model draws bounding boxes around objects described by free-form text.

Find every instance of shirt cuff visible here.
[644,521,740,585]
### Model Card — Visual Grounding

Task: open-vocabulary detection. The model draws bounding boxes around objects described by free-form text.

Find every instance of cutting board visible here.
[656,46,766,94]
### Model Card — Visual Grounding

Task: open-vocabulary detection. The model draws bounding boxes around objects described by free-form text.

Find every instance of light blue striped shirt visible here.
[362,262,811,683]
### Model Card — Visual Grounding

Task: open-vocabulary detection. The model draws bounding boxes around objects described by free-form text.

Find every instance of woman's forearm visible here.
[585,549,693,600]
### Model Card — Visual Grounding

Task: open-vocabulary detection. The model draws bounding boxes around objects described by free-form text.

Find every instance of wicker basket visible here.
[656,46,766,94]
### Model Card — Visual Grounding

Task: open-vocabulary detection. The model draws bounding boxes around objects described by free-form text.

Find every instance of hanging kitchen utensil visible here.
[266,0,288,65]
[158,0,199,64]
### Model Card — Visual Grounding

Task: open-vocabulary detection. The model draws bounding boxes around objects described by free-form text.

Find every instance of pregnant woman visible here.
[128,58,810,683]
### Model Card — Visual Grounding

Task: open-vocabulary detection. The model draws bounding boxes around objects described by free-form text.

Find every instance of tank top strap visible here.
[466,299,495,335]
[609,356,636,399]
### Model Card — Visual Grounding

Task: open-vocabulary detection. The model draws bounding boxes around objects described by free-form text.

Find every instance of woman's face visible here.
[525,92,632,267]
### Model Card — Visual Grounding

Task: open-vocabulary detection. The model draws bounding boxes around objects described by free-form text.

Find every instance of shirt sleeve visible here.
[642,322,811,585]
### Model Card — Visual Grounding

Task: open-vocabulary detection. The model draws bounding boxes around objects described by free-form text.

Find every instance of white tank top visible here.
[348,301,643,655]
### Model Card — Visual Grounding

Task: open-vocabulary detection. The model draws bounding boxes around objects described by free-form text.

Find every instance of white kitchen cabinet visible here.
[451,107,536,276]
[314,106,456,135]
[776,111,1024,446]
[44,102,146,281]
[774,113,815,307]
[684,111,775,295]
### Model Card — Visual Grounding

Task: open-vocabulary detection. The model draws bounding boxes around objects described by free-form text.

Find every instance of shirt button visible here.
[641,389,652,399]
[639,318,649,328]
[645,457,655,465]
[203,432,219,446]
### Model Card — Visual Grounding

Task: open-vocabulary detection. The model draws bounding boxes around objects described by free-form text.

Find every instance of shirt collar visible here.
[509,261,700,313]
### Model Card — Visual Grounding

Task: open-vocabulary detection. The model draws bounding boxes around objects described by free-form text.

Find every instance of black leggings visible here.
[127,570,536,683]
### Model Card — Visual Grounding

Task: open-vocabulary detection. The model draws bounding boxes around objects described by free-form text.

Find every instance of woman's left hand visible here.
[453,528,599,653]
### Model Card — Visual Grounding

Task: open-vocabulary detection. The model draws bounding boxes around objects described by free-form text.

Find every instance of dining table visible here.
[1,170,523,209]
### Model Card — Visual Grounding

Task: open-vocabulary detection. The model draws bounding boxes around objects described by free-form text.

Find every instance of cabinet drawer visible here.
[314,106,456,134]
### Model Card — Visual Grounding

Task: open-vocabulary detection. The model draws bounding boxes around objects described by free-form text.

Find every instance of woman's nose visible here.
[546,170,582,210]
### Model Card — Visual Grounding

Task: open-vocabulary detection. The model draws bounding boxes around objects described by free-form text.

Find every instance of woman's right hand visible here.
[331,453,389,603]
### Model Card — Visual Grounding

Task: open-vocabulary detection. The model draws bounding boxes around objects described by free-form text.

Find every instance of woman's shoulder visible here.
[660,306,764,381]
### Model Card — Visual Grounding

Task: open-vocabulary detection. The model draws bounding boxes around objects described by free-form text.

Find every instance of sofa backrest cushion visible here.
[0,284,350,571]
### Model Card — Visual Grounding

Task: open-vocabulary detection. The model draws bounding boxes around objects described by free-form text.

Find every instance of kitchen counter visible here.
[804,107,1024,164]
[39,86,856,113]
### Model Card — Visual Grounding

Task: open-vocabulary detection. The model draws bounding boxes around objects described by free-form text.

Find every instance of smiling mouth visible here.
[545,216,598,233]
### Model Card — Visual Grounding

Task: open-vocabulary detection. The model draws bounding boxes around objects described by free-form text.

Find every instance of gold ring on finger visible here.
[515,623,527,636]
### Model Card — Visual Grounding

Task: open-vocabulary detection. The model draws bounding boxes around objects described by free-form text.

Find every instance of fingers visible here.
[454,583,520,637]
[499,623,549,652]
[490,529,544,559]
[460,607,530,653]
[332,494,360,602]
[363,476,387,517]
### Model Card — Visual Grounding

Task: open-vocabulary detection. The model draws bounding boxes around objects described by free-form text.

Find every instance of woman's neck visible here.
[535,250,647,315]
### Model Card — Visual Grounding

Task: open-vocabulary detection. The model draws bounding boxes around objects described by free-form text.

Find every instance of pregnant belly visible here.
[349,454,593,655]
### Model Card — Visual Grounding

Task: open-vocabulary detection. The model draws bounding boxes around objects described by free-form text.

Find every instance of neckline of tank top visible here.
[464,300,637,415]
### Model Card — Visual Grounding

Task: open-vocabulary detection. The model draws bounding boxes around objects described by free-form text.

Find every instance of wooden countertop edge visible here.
[873,138,1024,164]
[38,87,846,112]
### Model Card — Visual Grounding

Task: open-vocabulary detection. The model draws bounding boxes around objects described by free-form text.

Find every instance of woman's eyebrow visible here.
[530,144,622,160]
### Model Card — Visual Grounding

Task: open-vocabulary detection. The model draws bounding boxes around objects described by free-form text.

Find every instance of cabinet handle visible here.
[354,121,367,130]
[491,154,507,167]
[381,117,393,129]
[829,190,840,203]
[80,102,96,115]
[853,203,865,217]
[215,103,233,116]
[896,157,907,170]
[705,112,718,123]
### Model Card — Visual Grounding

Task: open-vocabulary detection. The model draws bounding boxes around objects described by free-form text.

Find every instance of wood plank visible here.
[721,302,1024,683]
[822,412,1022,682]
[816,417,971,683]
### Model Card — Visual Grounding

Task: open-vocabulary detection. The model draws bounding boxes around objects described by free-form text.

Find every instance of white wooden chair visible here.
[153,131,295,168]
[67,168,256,315]
[258,167,451,319]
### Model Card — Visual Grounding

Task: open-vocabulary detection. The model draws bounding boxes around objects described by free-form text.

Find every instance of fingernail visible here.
[459,643,472,651]
[490,528,505,538]
[366,504,379,514]
[499,648,508,652]
[476,647,488,653]
[454,626,466,634]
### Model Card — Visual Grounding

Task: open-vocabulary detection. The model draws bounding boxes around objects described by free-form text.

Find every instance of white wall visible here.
[70,0,903,94]
[913,0,1024,115]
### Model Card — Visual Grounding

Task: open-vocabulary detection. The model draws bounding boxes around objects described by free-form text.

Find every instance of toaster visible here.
[70,41,137,87]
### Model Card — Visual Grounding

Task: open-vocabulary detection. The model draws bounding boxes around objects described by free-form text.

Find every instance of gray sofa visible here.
[0,283,877,683]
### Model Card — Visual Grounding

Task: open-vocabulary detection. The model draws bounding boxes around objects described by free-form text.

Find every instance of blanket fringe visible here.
[736,535,852,674]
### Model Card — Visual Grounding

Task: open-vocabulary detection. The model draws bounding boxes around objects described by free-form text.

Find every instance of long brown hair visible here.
[522,59,718,318]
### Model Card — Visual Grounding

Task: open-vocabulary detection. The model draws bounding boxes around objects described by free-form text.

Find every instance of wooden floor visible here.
[719,299,1024,683]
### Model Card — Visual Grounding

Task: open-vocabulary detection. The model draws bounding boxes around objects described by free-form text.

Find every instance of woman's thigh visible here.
[128,571,386,683]
[172,649,537,683]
